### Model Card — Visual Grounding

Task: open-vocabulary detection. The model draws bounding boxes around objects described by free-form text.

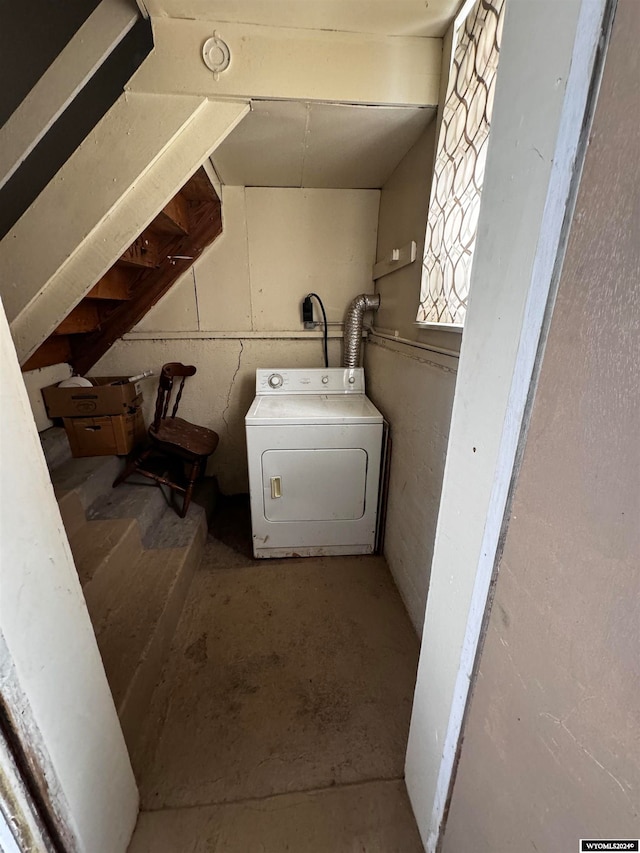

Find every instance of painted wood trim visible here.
[128,17,441,107]
[0,304,139,853]
[122,329,353,340]
[139,0,458,38]
[368,329,461,363]
[0,0,138,189]
[404,1,609,850]
[373,240,417,280]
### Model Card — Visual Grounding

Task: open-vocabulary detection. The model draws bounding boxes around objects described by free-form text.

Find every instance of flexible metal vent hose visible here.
[343,293,381,368]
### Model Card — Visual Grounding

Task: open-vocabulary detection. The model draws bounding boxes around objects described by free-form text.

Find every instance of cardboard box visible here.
[63,409,146,457]
[42,377,143,418]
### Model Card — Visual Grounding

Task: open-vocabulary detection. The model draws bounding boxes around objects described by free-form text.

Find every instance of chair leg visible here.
[113,447,152,488]
[178,459,201,518]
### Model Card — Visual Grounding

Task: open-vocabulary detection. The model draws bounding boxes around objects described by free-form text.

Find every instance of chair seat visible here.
[150,417,219,457]
[114,362,218,518]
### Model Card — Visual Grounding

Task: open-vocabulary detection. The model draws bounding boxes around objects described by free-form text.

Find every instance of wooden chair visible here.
[113,363,219,517]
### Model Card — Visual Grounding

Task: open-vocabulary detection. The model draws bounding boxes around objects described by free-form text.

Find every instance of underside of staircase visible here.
[23,166,221,376]
[42,426,216,773]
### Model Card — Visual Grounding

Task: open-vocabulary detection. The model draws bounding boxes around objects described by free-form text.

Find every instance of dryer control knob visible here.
[322,375,329,384]
[268,373,283,388]
[348,376,356,384]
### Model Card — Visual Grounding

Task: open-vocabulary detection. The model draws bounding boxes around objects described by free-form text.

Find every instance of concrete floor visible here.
[129,501,422,851]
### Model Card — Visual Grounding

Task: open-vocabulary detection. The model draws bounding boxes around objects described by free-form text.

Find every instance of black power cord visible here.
[305,292,329,368]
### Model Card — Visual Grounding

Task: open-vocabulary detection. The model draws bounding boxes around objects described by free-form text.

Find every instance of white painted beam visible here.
[2,92,208,324]
[0,0,139,189]
[1,93,248,364]
[404,0,608,850]
[128,18,441,107]
[139,0,460,38]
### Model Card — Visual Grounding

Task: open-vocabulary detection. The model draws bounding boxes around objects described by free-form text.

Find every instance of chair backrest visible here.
[152,362,197,431]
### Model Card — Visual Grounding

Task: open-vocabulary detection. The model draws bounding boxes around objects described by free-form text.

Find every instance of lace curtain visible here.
[417,0,505,325]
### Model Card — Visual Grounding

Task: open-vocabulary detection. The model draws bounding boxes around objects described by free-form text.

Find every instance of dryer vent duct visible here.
[343,293,380,369]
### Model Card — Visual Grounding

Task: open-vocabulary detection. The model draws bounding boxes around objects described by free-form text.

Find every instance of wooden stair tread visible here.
[22,167,221,374]
[88,266,133,300]
[22,335,71,371]
[152,193,190,236]
[53,301,101,335]
[119,231,163,268]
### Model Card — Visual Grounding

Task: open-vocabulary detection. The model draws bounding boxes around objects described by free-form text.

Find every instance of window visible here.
[417,0,505,327]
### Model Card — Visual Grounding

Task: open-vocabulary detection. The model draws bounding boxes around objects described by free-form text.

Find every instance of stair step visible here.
[22,336,72,371]
[152,194,189,236]
[69,517,142,591]
[143,500,207,549]
[40,426,72,471]
[88,480,169,543]
[51,455,123,511]
[50,454,209,768]
[87,266,132,300]
[57,489,87,538]
[53,301,100,335]
[97,511,207,765]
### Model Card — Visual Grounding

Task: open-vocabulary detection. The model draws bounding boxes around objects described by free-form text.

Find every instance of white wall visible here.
[374,122,433,342]
[22,362,72,431]
[135,186,380,333]
[365,337,456,631]
[364,123,458,633]
[96,186,380,493]
[0,298,138,853]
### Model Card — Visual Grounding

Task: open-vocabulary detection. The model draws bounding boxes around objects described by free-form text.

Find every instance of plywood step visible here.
[22,336,72,371]
[53,301,101,335]
[152,194,190,236]
[119,231,162,268]
[87,266,133,300]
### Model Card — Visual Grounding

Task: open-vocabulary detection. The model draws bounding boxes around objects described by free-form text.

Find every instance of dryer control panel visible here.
[255,368,365,395]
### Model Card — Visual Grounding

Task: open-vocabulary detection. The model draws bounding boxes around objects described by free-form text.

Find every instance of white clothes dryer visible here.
[245,368,383,559]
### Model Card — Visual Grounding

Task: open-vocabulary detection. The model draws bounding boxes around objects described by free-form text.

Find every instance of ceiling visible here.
[210,100,436,189]
[143,0,452,189]
[141,0,463,38]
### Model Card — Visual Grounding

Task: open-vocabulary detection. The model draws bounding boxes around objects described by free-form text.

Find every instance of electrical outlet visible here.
[302,296,315,329]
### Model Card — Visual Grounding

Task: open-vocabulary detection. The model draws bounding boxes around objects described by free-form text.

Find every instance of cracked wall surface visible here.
[442,3,640,848]
[95,186,379,494]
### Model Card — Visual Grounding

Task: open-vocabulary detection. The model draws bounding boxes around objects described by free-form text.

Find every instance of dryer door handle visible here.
[270,476,282,499]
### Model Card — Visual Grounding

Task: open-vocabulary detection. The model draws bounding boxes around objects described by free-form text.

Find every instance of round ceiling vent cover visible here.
[202,36,231,75]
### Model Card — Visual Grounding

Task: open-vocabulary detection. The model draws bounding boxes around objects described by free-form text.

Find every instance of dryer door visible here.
[262,448,367,522]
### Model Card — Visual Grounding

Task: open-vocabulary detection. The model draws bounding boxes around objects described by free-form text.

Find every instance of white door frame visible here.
[0,299,139,853]
[0,717,57,853]
[405,1,614,849]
